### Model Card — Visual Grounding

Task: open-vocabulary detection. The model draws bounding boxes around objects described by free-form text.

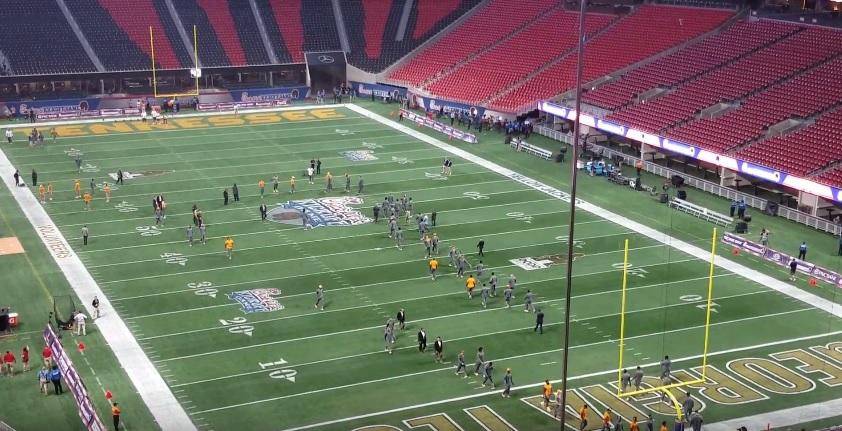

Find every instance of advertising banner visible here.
[408,91,485,117]
[722,232,842,287]
[350,81,407,99]
[400,109,478,144]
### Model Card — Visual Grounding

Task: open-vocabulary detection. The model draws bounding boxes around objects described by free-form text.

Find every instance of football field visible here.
[3,103,842,431]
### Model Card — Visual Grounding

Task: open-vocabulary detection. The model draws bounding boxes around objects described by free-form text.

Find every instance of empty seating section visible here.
[98,0,183,70]
[606,28,842,133]
[737,108,842,178]
[299,0,343,54]
[220,0,271,65]
[0,1,96,75]
[413,0,464,40]
[817,167,842,189]
[426,11,615,104]
[64,0,151,72]
[666,56,842,153]
[489,6,734,112]
[256,0,302,63]
[194,0,248,66]
[151,0,196,67]
[582,20,797,110]
[343,0,481,72]
[170,0,232,67]
[388,0,558,86]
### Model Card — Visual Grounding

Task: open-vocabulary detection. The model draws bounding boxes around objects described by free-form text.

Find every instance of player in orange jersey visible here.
[46,183,53,201]
[103,183,111,203]
[465,275,476,298]
[258,179,265,198]
[429,258,438,281]
[74,179,81,199]
[38,184,45,204]
[83,192,91,211]
[542,380,552,409]
[224,237,234,260]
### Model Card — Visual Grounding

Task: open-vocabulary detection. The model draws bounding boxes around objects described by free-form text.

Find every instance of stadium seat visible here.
[170,0,238,67]
[342,0,483,73]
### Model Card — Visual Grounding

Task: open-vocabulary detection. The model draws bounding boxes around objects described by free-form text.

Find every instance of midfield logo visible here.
[227,288,284,314]
[509,253,584,271]
[108,170,171,181]
[340,150,378,161]
[268,197,371,228]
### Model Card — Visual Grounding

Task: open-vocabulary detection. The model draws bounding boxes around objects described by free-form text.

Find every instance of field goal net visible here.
[53,294,77,329]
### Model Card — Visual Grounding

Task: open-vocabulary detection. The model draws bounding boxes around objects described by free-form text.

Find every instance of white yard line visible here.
[140,272,735,341]
[78,196,559,248]
[168,273,738,387]
[0,153,195,430]
[706,399,842,431]
[190,308,817,416]
[117,234,681,303]
[348,104,842,320]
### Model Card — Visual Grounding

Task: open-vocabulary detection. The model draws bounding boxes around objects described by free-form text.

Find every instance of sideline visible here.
[706,399,842,431]
[347,104,842,319]
[0,156,195,429]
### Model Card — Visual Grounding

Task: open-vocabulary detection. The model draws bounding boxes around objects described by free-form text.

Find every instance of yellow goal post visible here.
[149,24,201,98]
[614,228,719,420]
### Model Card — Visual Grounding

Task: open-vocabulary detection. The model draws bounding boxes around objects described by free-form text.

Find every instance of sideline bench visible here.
[510,139,553,160]
[669,198,733,228]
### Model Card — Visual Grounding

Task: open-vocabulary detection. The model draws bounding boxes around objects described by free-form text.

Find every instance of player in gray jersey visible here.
[474,347,485,376]
[384,328,394,354]
[502,368,514,397]
[199,223,207,244]
[481,284,489,308]
[504,286,513,308]
[387,193,394,205]
[418,220,428,240]
[395,228,404,250]
[482,361,495,388]
[681,392,695,418]
[633,366,644,391]
[614,418,624,431]
[660,375,672,403]
[507,274,517,293]
[386,317,395,333]
[431,233,439,254]
[314,285,324,310]
[489,273,498,296]
[524,290,534,313]
[389,218,397,238]
[155,208,163,226]
[457,255,466,278]
[661,355,671,377]
[448,246,458,266]
[381,198,389,214]
[344,174,351,192]
[405,199,414,225]
[621,369,631,393]
[475,261,485,277]
[186,225,194,246]
[455,350,467,377]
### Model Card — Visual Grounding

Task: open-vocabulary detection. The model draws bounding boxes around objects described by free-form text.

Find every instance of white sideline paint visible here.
[706,398,842,431]
[347,104,842,320]
[0,161,195,429]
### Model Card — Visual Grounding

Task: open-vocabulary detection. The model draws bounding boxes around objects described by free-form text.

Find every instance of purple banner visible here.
[43,325,106,431]
[722,233,842,287]
[36,108,141,121]
[401,109,478,144]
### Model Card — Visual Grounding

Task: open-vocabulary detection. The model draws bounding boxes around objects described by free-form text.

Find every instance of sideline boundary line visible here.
[347,104,842,319]
[0,152,195,430]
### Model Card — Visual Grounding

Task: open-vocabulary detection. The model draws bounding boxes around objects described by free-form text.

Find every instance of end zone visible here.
[0,237,24,256]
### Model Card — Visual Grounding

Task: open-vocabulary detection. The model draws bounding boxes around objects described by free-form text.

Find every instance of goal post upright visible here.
[150,24,201,99]
[615,229,719,421]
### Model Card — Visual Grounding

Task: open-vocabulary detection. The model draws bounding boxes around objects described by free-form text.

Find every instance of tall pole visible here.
[560,0,588,427]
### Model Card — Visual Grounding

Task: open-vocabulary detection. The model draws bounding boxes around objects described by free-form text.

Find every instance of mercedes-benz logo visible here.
[318,55,334,64]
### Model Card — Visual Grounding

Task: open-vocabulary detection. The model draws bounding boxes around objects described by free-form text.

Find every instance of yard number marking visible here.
[506,211,532,223]
[257,358,297,383]
[355,406,516,430]
[611,262,648,278]
[136,226,161,236]
[679,294,719,313]
[335,128,354,136]
[392,156,413,165]
[80,164,99,173]
[425,172,448,181]
[463,191,489,200]
[115,201,138,212]
[220,317,255,337]
[161,252,187,266]
[556,235,586,249]
[64,148,83,157]
[362,142,382,149]
[187,281,217,298]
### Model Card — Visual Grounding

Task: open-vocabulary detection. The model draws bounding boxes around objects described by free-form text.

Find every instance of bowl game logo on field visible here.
[108,170,171,181]
[510,253,584,271]
[340,150,378,161]
[227,288,284,314]
[268,197,371,228]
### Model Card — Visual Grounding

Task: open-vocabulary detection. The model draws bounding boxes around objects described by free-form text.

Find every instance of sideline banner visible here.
[400,109,478,144]
[408,91,485,117]
[350,81,407,99]
[722,232,842,287]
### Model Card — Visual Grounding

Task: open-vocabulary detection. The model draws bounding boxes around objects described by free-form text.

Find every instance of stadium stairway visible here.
[194,0,251,66]
[222,0,273,65]
[0,1,95,75]
[417,2,562,88]
[152,0,196,68]
[169,0,234,67]
[97,0,185,70]
[255,0,304,63]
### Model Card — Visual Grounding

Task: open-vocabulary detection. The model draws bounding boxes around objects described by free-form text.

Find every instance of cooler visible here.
[8,312,18,327]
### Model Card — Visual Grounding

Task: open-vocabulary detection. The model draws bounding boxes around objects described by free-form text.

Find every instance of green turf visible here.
[1,102,841,431]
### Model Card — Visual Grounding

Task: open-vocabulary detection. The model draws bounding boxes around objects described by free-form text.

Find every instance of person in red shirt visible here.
[3,351,15,376]
[21,346,30,372]
[42,345,52,369]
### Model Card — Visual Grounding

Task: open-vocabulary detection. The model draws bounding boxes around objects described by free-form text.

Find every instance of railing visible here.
[535,125,842,236]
